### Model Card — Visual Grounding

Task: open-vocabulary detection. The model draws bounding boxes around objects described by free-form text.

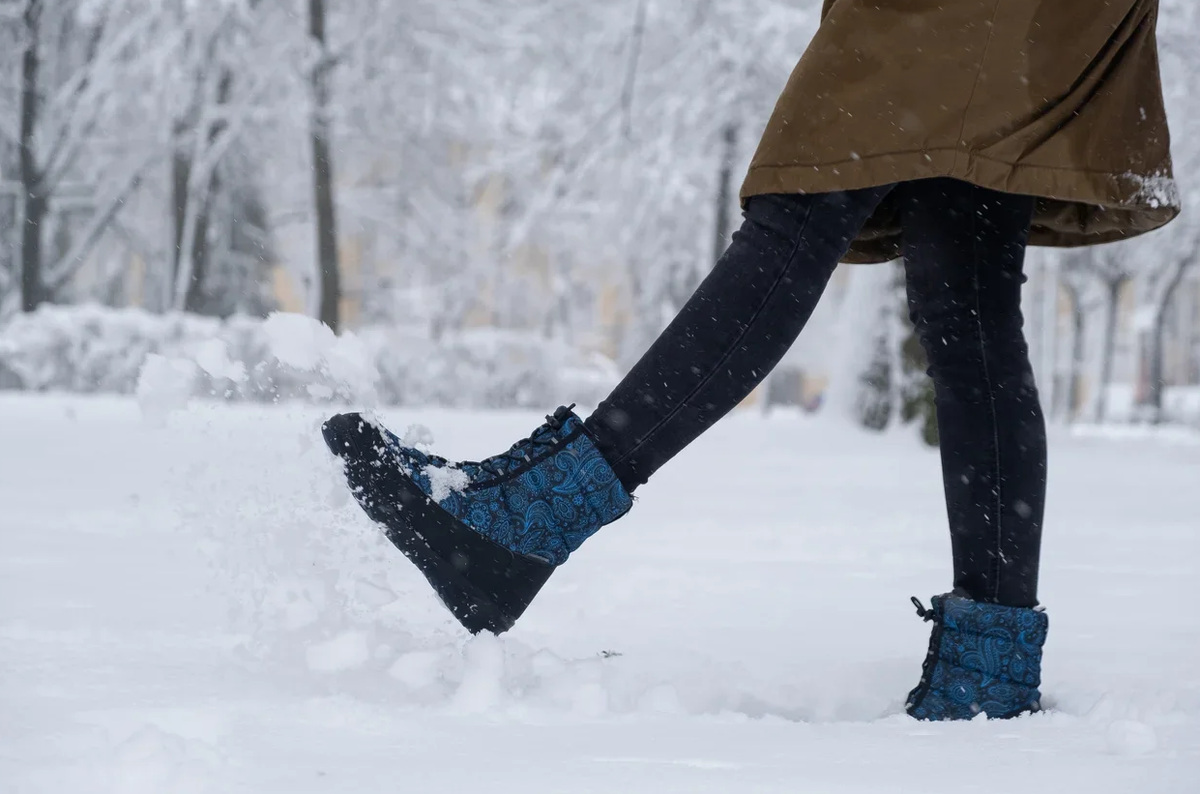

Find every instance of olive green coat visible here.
[741,0,1179,263]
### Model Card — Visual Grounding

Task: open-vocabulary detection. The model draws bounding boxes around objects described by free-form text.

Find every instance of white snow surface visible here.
[192,339,248,385]
[135,355,199,426]
[424,464,471,503]
[1,395,1198,793]
[261,313,379,405]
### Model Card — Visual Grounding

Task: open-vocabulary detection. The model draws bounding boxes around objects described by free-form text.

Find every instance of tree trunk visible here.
[0,186,14,294]
[1,137,16,294]
[1038,255,1059,415]
[1095,278,1125,423]
[172,178,203,311]
[1146,302,1168,424]
[886,263,906,426]
[183,187,213,314]
[185,69,233,314]
[19,197,46,311]
[170,174,216,315]
[1145,260,1193,424]
[170,121,191,299]
[172,66,232,315]
[711,122,737,265]
[1067,288,1085,421]
[18,0,44,312]
[309,0,340,332]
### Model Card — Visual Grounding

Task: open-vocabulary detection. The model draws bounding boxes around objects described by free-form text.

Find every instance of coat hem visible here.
[740,149,1179,264]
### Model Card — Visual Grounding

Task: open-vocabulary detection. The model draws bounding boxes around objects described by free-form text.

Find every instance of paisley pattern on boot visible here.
[906,594,1049,721]
[378,406,632,565]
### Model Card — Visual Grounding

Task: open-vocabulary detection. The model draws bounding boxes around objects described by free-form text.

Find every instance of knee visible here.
[916,315,1035,396]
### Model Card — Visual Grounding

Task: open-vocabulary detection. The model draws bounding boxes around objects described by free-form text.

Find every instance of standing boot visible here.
[322,405,632,634]
[906,594,1049,720]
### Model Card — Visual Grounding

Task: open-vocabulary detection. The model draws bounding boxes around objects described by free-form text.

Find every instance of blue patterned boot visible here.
[905,594,1049,720]
[322,405,632,634]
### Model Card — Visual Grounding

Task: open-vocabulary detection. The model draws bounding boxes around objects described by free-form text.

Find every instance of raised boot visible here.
[322,405,632,634]
[906,594,1049,720]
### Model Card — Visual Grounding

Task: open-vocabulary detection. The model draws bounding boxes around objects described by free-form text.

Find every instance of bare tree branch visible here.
[44,150,154,291]
[43,12,164,189]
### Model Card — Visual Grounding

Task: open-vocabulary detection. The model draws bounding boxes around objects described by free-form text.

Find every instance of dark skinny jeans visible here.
[585,178,1046,607]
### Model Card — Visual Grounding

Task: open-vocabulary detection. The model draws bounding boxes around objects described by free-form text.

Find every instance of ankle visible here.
[583,412,642,493]
[952,586,1039,610]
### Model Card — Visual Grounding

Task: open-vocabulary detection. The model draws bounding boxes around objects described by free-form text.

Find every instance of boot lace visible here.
[911,597,937,623]
[463,404,576,479]
[910,596,944,686]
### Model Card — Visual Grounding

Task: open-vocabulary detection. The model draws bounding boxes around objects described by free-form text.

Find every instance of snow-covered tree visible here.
[1,0,162,313]
[155,0,285,316]
[1128,3,1200,423]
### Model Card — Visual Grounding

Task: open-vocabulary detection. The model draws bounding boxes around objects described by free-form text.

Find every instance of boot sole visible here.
[321,413,554,634]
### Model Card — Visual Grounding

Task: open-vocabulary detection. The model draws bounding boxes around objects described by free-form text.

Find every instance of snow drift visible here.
[0,304,619,409]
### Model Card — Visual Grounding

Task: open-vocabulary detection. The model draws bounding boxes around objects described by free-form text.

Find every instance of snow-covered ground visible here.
[2,395,1198,793]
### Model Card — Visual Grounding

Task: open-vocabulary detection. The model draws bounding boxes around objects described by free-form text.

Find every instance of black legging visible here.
[585,178,1046,607]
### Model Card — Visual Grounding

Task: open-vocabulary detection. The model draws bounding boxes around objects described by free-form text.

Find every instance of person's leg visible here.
[326,185,894,633]
[899,178,1046,608]
[587,186,892,491]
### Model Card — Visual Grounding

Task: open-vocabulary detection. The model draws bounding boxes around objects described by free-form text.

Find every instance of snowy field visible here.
[2,395,1198,793]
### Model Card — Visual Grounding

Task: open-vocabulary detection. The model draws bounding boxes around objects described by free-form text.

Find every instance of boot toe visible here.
[322,412,371,455]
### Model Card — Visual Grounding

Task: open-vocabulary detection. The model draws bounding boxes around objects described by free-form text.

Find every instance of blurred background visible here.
[1,0,1198,431]
[3,5,1200,787]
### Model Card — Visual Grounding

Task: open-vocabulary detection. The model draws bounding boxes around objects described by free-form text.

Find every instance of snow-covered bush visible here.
[0,305,619,408]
